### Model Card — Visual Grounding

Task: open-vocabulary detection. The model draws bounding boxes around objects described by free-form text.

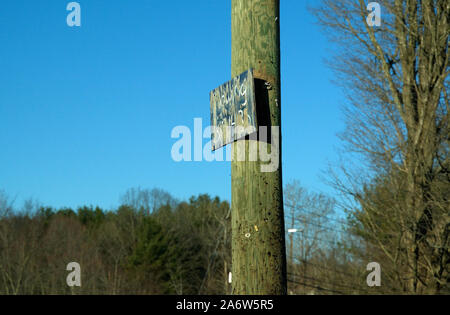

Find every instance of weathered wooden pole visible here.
[231,0,287,295]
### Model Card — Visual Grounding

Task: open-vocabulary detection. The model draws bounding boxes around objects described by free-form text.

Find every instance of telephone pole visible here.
[231,0,287,295]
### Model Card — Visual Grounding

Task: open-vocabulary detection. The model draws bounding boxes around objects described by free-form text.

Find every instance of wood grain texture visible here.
[231,0,287,295]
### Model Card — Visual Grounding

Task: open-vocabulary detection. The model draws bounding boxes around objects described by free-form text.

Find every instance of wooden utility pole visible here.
[231,0,287,295]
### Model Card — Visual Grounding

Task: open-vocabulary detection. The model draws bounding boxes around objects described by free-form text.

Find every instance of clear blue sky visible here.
[0,0,345,210]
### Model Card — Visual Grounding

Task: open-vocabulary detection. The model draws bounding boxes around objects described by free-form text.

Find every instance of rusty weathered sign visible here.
[210,69,257,151]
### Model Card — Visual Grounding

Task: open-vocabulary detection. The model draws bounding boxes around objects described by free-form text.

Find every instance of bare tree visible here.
[120,187,177,216]
[284,181,346,294]
[313,0,449,293]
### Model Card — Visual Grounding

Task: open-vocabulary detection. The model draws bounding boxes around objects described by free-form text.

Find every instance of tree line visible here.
[2,181,446,295]
[0,0,448,295]
[0,189,231,295]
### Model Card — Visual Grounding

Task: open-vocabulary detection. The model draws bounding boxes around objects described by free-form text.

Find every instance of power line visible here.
[292,258,363,279]
[288,272,372,294]
[287,278,347,295]
[287,230,353,247]
[285,202,353,229]
[292,216,348,234]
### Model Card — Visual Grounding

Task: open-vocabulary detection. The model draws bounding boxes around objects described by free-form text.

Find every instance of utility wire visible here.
[288,272,373,294]
[287,278,347,295]
[287,230,351,247]
[291,258,363,279]
[285,202,353,228]
[292,216,349,234]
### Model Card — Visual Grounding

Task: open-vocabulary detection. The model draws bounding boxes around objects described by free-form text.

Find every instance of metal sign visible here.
[210,69,257,151]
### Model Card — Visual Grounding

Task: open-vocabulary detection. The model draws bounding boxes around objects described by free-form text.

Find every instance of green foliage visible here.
[0,190,231,295]
[77,206,106,228]
[127,216,172,292]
